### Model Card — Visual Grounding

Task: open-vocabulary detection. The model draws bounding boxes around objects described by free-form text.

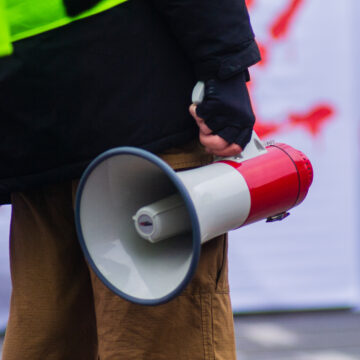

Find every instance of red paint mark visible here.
[246,80,254,92]
[270,0,304,39]
[254,121,282,138]
[247,1,335,141]
[253,105,335,139]
[288,104,335,136]
[257,42,268,66]
[245,0,255,9]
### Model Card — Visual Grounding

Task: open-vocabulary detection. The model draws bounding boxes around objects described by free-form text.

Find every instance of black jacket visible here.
[0,0,260,204]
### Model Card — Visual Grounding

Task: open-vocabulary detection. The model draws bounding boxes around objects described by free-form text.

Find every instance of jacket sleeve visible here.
[149,0,261,80]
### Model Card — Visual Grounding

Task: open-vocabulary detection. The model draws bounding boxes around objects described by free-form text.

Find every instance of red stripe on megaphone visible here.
[219,144,313,226]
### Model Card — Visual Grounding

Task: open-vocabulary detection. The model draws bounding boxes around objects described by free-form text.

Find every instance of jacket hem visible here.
[0,130,198,205]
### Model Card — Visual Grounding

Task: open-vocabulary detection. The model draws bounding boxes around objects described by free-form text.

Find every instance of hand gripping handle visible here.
[191,81,267,162]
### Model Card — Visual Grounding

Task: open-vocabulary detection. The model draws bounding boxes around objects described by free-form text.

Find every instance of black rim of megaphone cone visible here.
[75,146,201,306]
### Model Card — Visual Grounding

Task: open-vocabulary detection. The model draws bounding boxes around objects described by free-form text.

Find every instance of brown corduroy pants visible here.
[2,142,236,360]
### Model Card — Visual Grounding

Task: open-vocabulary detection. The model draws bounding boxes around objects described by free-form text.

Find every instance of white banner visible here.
[229,0,360,312]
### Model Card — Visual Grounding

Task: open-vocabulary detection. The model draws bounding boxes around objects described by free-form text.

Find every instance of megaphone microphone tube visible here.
[133,194,191,243]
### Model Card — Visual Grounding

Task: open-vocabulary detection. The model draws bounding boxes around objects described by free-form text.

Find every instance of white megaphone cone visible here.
[75,132,313,306]
[75,146,202,305]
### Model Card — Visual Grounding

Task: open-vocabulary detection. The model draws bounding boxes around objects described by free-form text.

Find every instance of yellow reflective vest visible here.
[0,0,127,56]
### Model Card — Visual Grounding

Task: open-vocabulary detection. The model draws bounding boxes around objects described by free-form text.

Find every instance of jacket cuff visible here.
[194,40,261,81]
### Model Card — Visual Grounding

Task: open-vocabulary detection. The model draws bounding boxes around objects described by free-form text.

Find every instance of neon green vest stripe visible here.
[0,0,128,56]
[0,0,13,55]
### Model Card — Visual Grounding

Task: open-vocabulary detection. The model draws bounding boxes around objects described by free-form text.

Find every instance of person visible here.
[0,0,260,358]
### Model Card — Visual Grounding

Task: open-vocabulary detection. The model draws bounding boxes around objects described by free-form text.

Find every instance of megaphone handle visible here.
[232,131,267,161]
[191,81,266,162]
[192,81,205,105]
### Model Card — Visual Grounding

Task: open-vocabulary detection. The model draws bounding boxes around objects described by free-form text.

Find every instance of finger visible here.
[189,104,212,134]
[201,136,242,156]
[210,143,243,157]
[189,105,212,135]
[199,132,229,150]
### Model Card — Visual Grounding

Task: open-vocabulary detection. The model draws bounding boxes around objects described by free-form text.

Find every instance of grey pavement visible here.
[1,310,360,359]
[234,310,360,360]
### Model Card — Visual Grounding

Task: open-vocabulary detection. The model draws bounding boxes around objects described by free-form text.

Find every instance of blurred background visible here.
[230,0,359,314]
[1,0,359,358]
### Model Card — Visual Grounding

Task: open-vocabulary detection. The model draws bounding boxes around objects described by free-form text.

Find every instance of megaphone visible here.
[75,131,313,305]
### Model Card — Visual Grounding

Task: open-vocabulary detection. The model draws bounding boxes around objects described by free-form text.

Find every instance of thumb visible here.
[189,104,212,135]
